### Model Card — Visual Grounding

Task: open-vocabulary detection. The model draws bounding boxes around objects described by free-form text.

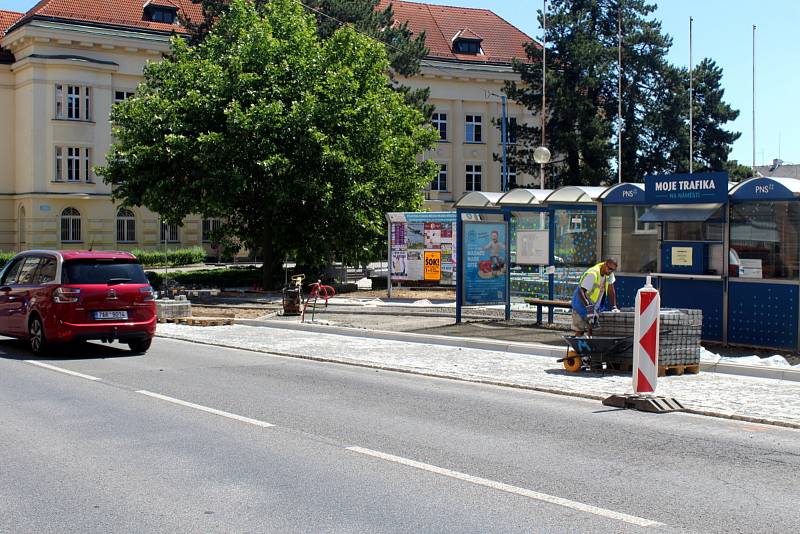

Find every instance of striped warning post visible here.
[632,277,660,394]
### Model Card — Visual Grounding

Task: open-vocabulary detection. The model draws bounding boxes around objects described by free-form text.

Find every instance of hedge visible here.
[146,267,263,290]
[132,247,205,267]
[0,251,14,269]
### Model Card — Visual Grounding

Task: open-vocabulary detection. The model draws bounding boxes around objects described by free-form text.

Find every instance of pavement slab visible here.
[156,323,800,429]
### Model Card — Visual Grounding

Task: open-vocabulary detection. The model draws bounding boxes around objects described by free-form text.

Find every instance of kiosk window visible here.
[666,221,723,242]
[730,201,800,280]
[603,206,659,273]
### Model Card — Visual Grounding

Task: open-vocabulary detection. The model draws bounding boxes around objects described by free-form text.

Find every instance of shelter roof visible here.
[729,177,800,201]
[453,191,504,208]
[544,186,607,203]
[497,189,553,206]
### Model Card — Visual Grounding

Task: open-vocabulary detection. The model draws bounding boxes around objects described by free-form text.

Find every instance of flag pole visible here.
[540,0,547,190]
[689,16,693,174]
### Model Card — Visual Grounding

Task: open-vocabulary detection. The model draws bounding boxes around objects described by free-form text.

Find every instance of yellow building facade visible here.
[0,1,537,252]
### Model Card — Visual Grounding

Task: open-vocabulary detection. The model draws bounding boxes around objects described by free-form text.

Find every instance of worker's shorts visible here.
[571,310,588,333]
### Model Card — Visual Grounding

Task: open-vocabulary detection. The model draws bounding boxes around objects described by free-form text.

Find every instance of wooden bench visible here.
[524,298,572,324]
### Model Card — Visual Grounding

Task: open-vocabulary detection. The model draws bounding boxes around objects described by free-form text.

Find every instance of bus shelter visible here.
[727,177,800,349]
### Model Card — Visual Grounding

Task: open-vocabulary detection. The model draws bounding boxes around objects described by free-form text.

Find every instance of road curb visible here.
[155,331,800,431]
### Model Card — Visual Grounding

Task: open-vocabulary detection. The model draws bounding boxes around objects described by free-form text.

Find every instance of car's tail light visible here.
[139,286,155,302]
[53,287,81,303]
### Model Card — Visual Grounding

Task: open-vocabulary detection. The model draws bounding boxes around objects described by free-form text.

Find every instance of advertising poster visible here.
[405,224,425,250]
[463,222,507,305]
[424,251,442,281]
[391,251,407,279]
[391,223,405,249]
[406,250,424,279]
[424,222,442,249]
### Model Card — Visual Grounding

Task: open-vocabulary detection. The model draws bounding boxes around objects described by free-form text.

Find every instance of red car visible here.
[0,250,156,355]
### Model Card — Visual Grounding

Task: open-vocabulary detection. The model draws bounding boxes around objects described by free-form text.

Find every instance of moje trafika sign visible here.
[645,172,728,204]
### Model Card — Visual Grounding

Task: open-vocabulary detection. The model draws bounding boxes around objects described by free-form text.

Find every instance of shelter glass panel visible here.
[603,205,659,273]
[553,209,597,301]
[510,212,550,301]
[730,201,800,280]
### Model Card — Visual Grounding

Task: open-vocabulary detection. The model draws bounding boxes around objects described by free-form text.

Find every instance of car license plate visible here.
[95,311,128,321]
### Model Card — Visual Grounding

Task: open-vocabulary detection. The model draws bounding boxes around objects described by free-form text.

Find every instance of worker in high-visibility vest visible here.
[571,258,619,336]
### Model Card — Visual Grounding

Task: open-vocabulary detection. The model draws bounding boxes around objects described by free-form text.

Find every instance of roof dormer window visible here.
[144,2,178,24]
[452,29,483,55]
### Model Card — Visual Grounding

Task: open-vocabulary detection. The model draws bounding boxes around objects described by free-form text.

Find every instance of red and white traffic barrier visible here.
[632,276,660,394]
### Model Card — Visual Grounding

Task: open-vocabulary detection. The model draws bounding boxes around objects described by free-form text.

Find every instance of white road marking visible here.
[347,446,662,528]
[136,390,275,428]
[25,360,101,381]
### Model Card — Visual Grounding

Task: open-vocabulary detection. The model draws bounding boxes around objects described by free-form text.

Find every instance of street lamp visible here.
[533,146,551,189]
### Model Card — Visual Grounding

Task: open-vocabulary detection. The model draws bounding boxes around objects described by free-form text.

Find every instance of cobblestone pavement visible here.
[157,323,800,429]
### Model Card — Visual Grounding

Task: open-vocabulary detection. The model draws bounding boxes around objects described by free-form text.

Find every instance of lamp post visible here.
[538,0,548,189]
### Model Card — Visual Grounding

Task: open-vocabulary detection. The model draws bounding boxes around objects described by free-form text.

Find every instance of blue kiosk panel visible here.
[614,275,648,308]
[659,278,724,341]
[728,281,798,349]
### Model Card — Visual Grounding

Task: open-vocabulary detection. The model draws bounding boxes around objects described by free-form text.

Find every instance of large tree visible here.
[99,0,438,287]
[505,0,741,185]
[185,0,431,112]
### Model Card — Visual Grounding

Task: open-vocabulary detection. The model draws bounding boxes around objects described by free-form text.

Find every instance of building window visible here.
[144,5,177,24]
[202,218,223,243]
[55,84,91,121]
[116,208,136,243]
[432,112,447,141]
[55,147,91,182]
[466,164,482,192]
[431,163,447,191]
[160,221,179,243]
[114,91,135,104]
[465,115,482,143]
[505,166,517,187]
[504,117,518,144]
[60,207,81,243]
[453,39,481,54]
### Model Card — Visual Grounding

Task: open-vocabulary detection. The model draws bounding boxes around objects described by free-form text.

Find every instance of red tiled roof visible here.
[0,9,24,63]
[378,0,538,64]
[8,0,203,35]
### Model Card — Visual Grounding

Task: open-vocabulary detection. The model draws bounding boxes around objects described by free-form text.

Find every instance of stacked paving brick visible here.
[593,308,702,366]
[156,296,192,321]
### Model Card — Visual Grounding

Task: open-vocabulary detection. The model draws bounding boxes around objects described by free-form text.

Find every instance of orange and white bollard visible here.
[632,276,660,394]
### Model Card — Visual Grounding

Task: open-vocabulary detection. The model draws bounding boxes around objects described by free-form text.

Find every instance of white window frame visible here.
[431,112,447,141]
[465,163,482,192]
[55,146,92,182]
[60,207,82,243]
[116,208,136,243]
[160,221,180,243]
[55,84,92,121]
[634,206,658,235]
[465,115,482,143]
[505,117,518,144]
[114,90,135,104]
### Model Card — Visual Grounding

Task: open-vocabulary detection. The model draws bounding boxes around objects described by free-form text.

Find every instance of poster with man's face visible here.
[463,222,507,306]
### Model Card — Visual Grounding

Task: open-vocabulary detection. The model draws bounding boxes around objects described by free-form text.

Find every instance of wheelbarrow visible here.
[558,335,634,373]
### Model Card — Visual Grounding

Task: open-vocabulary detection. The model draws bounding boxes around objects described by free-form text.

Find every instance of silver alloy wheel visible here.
[30,318,42,353]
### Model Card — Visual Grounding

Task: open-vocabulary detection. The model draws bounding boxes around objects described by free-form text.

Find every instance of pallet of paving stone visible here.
[658,363,700,377]
[172,317,234,327]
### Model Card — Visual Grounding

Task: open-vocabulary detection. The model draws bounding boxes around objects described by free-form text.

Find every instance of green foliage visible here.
[506,0,741,185]
[0,251,15,268]
[100,0,438,289]
[146,267,263,290]
[132,247,206,267]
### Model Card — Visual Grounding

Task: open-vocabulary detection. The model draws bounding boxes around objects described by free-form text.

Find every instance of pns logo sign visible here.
[754,184,774,195]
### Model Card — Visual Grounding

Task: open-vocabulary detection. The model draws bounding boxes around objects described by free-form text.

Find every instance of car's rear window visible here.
[62,259,148,285]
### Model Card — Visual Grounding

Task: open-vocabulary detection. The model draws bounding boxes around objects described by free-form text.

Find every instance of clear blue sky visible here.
[4,0,797,165]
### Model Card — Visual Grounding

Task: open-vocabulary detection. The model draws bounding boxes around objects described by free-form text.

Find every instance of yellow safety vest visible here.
[579,263,611,305]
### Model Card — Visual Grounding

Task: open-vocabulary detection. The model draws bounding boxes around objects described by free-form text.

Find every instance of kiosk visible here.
[727,177,800,349]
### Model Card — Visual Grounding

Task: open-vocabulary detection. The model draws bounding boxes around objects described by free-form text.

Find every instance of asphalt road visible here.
[1,336,799,533]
